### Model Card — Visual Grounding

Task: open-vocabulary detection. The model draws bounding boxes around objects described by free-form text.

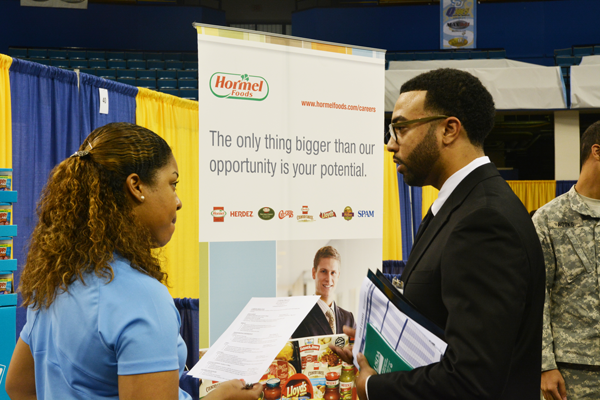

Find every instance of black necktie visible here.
[414,208,434,245]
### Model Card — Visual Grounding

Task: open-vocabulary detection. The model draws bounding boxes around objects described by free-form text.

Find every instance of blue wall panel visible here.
[292,0,600,66]
[0,0,226,54]
[209,241,276,345]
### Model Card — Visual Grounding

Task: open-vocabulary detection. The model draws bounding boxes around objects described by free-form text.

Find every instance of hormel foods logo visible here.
[210,72,269,101]
[212,207,226,222]
[319,210,336,219]
[279,210,294,219]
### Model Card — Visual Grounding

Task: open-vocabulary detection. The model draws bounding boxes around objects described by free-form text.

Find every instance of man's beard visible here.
[399,124,440,187]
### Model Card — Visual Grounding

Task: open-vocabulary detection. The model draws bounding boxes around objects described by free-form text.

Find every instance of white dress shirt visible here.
[431,156,490,216]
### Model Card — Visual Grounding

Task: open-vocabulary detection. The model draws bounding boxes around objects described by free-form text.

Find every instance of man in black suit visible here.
[333,68,545,400]
[291,246,354,339]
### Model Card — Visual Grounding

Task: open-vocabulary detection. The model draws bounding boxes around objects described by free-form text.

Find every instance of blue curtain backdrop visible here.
[398,173,422,258]
[10,61,138,338]
[10,59,81,335]
[556,180,576,197]
[79,73,137,136]
[174,297,200,400]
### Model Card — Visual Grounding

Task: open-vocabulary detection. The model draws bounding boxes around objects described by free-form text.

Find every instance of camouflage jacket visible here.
[533,186,600,371]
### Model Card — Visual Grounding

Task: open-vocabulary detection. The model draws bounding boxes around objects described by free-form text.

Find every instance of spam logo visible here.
[209,72,269,101]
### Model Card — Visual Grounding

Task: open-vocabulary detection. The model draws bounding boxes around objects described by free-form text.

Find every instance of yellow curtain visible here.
[506,180,556,213]
[421,186,439,219]
[135,88,199,299]
[383,145,402,260]
[421,180,555,217]
[0,54,12,168]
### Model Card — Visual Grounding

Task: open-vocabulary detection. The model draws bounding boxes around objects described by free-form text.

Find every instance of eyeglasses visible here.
[385,115,449,144]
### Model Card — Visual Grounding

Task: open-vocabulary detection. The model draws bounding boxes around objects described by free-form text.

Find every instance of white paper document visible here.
[353,277,447,369]
[189,295,320,383]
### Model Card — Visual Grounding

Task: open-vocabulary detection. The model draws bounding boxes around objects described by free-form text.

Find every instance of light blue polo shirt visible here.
[20,255,191,399]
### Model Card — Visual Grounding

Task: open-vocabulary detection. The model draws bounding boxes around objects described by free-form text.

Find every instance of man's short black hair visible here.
[400,68,496,147]
[581,120,600,167]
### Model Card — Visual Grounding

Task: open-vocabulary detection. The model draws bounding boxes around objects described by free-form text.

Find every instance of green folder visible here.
[363,323,413,374]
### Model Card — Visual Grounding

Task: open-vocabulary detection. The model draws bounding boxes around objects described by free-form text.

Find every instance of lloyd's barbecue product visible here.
[283,373,313,399]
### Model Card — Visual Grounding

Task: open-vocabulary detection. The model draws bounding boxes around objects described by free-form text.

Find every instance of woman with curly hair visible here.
[6,123,263,400]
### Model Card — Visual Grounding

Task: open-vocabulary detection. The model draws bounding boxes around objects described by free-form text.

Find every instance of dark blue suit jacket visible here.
[291,302,355,339]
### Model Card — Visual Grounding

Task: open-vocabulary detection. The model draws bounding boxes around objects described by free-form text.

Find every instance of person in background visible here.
[6,122,263,400]
[291,245,354,339]
[331,68,545,400]
[534,121,600,400]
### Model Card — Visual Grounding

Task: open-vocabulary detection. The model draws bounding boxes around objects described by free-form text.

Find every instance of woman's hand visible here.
[204,379,264,400]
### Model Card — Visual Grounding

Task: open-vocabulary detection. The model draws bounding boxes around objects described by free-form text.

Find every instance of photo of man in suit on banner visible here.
[292,245,355,339]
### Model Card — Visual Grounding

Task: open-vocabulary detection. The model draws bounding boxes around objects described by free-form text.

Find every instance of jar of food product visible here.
[339,362,355,400]
[264,378,282,400]
[324,372,340,400]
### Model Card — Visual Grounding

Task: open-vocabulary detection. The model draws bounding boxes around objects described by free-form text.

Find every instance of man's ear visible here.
[441,117,462,146]
[125,173,144,203]
[591,144,600,161]
[312,268,316,280]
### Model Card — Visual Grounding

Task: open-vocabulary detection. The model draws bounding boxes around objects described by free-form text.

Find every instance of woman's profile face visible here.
[136,155,183,247]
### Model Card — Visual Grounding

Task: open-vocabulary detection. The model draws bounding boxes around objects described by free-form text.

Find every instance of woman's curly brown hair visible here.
[19,122,173,309]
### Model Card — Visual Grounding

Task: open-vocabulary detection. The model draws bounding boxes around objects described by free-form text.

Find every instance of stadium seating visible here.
[158,70,177,79]
[29,49,48,59]
[117,69,137,79]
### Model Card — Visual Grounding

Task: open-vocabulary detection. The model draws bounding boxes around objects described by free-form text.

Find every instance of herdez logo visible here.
[230,211,253,218]
[212,207,226,222]
[258,207,275,220]
[210,72,269,101]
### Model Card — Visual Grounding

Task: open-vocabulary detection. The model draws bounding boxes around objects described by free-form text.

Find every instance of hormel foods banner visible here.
[195,25,385,347]
[441,0,477,49]
[196,25,385,242]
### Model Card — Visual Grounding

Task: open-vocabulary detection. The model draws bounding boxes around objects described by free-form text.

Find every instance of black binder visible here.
[368,269,445,341]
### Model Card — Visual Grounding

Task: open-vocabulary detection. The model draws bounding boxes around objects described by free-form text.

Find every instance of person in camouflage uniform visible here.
[533,121,600,400]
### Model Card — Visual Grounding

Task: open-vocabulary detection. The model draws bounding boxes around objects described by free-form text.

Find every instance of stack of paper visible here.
[353,271,447,374]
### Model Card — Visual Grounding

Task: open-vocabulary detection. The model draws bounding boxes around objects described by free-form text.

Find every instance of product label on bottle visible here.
[340,381,354,399]
[326,378,339,387]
